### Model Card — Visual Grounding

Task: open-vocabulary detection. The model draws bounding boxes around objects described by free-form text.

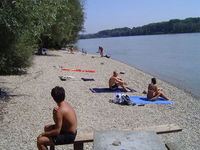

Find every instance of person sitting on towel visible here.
[109,71,130,92]
[147,78,170,100]
[37,86,77,150]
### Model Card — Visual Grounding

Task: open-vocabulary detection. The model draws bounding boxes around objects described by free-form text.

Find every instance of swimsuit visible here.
[52,130,77,145]
[148,89,155,93]
[147,89,156,100]
[110,84,118,90]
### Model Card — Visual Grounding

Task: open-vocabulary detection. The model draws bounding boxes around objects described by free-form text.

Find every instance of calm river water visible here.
[77,33,200,98]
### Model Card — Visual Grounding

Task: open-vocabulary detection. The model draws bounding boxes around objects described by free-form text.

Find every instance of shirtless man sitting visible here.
[37,86,77,150]
[109,71,130,92]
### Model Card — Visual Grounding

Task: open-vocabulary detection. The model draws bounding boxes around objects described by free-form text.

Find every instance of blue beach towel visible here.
[90,87,136,93]
[129,96,174,104]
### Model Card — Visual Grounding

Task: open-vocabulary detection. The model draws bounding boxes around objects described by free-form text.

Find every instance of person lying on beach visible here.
[37,86,77,150]
[147,78,170,100]
[109,71,130,92]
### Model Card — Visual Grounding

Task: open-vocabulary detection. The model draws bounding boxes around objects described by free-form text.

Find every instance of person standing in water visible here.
[98,46,104,57]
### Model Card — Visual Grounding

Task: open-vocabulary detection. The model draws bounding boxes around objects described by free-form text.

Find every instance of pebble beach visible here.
[0,50,200,150]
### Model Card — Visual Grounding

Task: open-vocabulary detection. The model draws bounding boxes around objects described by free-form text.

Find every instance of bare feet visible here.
[149,98,156,101]
[124,88,131,92]
[142,90,147,94]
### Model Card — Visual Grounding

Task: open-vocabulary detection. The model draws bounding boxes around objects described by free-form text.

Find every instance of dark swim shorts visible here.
[52,130,77,145]
[110,84,118,90]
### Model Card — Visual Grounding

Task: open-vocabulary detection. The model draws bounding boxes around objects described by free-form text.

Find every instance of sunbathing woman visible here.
[147,78,170,100]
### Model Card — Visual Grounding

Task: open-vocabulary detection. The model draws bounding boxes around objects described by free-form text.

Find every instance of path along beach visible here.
[0,50,200,150]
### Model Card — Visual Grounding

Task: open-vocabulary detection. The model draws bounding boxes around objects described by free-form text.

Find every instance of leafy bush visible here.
[0,0,84,74]
[39,0,85,49]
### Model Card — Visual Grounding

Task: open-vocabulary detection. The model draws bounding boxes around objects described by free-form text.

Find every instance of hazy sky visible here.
[83,0,200,34]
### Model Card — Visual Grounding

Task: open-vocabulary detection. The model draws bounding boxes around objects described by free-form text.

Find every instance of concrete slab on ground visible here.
[93,130,167,150]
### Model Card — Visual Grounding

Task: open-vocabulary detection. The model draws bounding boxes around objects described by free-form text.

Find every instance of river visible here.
[77,33,200,98]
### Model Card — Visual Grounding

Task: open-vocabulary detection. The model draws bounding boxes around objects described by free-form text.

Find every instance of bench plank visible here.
[75,132,93,142]
[133,124,182,134]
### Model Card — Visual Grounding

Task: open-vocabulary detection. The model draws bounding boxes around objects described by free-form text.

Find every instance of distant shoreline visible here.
[80,32,200,40]
[80,17,200,39]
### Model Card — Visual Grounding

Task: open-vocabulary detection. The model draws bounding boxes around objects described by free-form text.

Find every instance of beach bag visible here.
[121,94,131,105]
[113,94,131,105]
[112,93,122,103]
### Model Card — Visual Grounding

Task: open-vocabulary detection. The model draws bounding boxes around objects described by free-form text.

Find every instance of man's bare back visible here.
[109,76,117,87]
[37,86,77,150]
[53,101,77,133]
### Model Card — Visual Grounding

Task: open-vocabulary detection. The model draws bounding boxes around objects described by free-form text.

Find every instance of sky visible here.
[82,0,200,34]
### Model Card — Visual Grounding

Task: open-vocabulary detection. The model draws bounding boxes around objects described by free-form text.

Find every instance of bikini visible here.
[148,89,155,93]
[147,87,156,99]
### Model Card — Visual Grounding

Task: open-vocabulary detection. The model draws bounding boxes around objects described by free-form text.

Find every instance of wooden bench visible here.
[52,124,182,150]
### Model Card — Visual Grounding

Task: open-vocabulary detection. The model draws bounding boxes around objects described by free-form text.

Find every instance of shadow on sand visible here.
[0,88,32,121]
[34,52,61,57]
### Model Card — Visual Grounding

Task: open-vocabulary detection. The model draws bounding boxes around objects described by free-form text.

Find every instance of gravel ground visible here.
[0,50,200,150]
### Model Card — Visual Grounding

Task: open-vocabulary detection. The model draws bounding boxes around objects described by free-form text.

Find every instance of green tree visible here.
[0,0,84,74]
[80,17,200,39]
[39,0,84,49]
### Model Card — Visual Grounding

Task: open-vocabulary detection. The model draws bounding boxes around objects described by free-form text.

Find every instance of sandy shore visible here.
[0,50,200,150]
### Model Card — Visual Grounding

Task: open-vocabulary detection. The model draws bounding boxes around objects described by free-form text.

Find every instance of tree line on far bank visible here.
[80,17,200,39]
[0,0,84,74]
